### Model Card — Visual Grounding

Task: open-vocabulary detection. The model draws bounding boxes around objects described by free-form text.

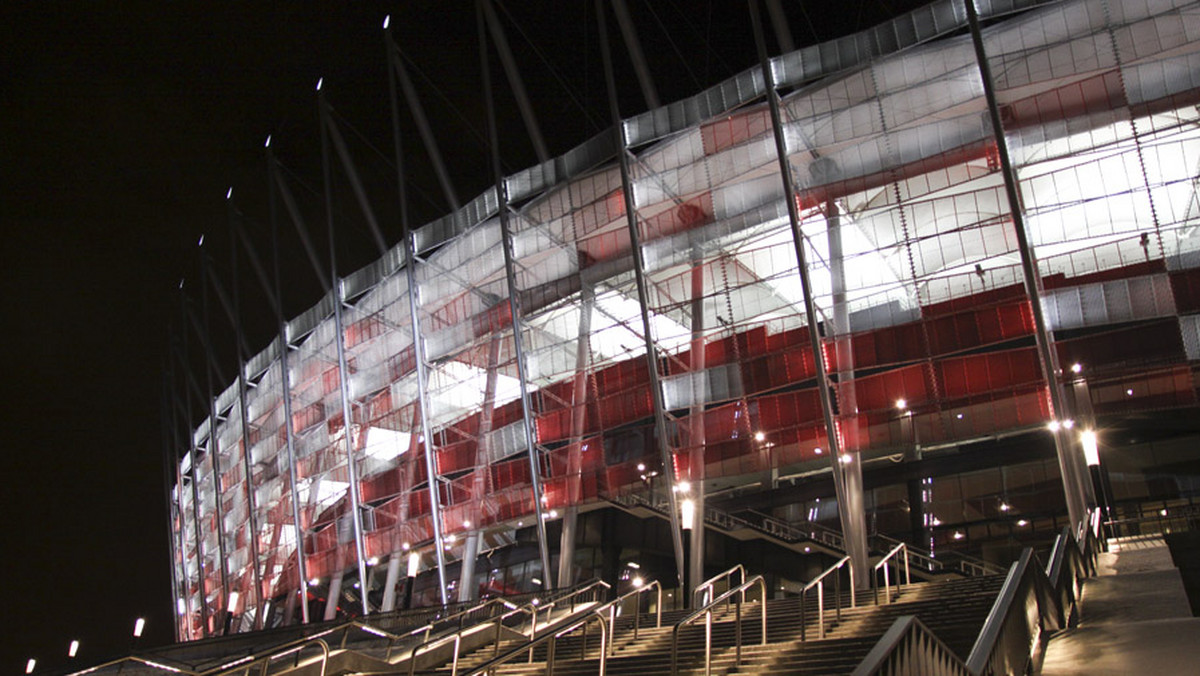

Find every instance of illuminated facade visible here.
[169,0,1200,640]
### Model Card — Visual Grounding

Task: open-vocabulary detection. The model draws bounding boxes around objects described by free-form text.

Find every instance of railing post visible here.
[835,568,843,623]
[735,588,743,667]
[818,582,825,638]
[800,589,808,641]
[704,610,713,676]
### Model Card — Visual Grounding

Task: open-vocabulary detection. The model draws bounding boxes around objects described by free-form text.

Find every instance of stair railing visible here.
[466,604,612,676]
[966,509,1103,675]
[800,555,854,640]
[850,616,971,676]
[693,563,746,608]
[670,575,767,676]
[603,579,663,650]
[873,542,911,605]
[404,580,611,676]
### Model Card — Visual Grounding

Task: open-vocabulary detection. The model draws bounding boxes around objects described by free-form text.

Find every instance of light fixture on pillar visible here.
[407,551,421,578]
[1081,430,1099,466]
[681,499,695,531]
[1047,420,1061,432]
[895,399,907,411]
[1071,363,1083,374]
[228,591,240,615]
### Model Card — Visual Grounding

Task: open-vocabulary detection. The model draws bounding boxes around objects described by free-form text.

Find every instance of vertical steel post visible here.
[478,0,554,588]
[267,148,313,624]
[317,90,372,616]
[749,0,870,587]
[596,0,687,590]
[963,0,1087,529]
[384,20,449,605]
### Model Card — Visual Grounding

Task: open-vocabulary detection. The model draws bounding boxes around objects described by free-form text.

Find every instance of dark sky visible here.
[0,1,927,672]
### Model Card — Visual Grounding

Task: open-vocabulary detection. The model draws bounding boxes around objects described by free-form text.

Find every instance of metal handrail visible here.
[670,575,767,676]
[693,563,746,608]
[851,616,970,676]
[604,579,663,649]
[405,579,611,676]
[405,604,534,676]
[466,604,612,676]
[800,555,854,640]
[872,542,911,605]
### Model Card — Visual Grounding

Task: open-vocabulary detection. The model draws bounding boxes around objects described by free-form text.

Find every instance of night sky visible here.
[1,2,927,672]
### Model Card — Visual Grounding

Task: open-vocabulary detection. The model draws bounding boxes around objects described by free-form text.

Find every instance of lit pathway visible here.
[1041,534,1200,675]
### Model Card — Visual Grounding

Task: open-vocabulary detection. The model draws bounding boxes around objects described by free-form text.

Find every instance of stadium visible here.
[160,0,1200,668]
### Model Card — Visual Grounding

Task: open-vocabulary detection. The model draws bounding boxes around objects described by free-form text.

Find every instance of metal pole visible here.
[479,2,554,587]
[384,20,449,606]
[163,358,190,640]
[558,283,595,588]
[963,0,1087,529]
[318,89,372,616]
[197,249,233,628]
[268,145,312,625]
[749,0,869,587]
[179,295,212,637]
[595,0,687,591]
[227,203,266,629]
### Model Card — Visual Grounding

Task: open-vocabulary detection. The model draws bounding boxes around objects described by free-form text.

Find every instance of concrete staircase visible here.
[405,574,1005,675]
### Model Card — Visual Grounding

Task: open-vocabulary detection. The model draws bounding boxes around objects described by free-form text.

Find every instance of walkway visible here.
[1041,534,1200,675]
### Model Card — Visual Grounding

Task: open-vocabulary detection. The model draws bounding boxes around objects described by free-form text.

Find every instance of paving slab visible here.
[1042,540,1200,675]
[1040,617,1200,675]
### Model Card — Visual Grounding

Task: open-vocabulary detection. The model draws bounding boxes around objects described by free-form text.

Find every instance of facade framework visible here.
[170,0,1200,639]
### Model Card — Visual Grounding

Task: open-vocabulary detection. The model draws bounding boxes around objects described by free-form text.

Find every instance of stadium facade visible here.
[169,0,1200,641]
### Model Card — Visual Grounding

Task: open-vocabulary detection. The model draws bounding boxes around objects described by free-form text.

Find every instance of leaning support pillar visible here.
[596,0,687,590]
[687,244,706,601]
[458,533,481,602]
[749,0,870,588]
[479,2,554,589]
[318,89,372,615]
[383,20,450,607]
[558,283,595,588]
[963,0,1088,529]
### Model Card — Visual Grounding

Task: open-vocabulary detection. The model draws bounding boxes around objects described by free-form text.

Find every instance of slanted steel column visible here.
[687,245,706,600]
[825,201,870,585]
[479,2,554,588]
[267,143,313,624]
[196,250,234,624]
[964,0,1088,529]
[749,0,870,587]
[165,357,195,640]
[610,0,660,111]
[317,86,372,616]
[175,319,212,638]
[596,0,687,590]
[385,19,460,212]
[557,282,595,588]
[384,23,449,606]
[225,203,266,630]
